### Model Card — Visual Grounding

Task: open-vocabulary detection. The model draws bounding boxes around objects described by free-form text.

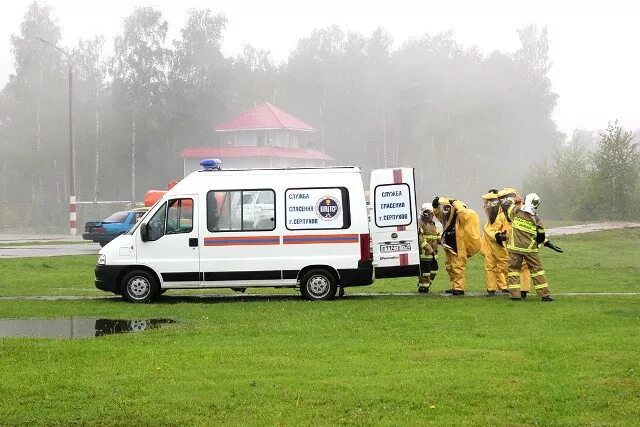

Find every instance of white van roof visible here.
[196,166,360,174]
[167,166,362,195]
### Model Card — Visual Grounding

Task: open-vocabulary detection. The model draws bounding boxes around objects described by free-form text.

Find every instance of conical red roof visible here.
[180,146,333,161]
[215,102,317,132]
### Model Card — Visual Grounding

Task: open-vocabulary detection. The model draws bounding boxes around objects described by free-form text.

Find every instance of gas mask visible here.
[485,199,500,224]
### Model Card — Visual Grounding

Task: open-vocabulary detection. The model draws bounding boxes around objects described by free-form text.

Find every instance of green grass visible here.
[0,228,639,425]
[1,296,639,425]
[0,255,101,296]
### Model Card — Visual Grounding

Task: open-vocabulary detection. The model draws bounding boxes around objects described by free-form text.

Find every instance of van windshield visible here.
[127,201,160,235]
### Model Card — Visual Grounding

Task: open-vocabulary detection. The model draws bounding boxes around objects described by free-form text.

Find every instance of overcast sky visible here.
[1,0,638,138]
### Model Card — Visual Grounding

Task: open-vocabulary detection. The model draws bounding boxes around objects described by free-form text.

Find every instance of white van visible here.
[95,162,419,302]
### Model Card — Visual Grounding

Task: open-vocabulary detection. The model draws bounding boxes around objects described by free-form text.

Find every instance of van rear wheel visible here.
[121,270,159,303]
[300,269,337,301]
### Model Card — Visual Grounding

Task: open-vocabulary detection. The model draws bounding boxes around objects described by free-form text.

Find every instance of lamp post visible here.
[37,37,76,235]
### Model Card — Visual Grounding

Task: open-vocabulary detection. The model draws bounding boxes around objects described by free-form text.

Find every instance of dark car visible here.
[83,208,148,247]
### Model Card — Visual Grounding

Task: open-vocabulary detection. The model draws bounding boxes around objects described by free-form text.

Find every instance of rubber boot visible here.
[520,291,528,300]
[541,295,555,302]
[486,290,496,297]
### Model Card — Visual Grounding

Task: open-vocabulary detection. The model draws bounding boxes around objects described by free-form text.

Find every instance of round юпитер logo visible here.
[316,196,340,221]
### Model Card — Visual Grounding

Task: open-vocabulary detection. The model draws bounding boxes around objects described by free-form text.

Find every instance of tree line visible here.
[0,2,564,230]
[524,122,640,221]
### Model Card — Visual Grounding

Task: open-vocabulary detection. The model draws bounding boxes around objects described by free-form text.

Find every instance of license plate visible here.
[380,243,411,253]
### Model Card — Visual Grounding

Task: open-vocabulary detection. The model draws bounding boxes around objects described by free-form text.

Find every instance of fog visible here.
[1,1,639,232]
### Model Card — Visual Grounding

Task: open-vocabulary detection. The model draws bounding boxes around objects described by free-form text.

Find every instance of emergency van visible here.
[94,161,419,302]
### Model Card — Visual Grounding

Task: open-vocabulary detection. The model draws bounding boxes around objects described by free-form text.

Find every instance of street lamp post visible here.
[37,37,76,235]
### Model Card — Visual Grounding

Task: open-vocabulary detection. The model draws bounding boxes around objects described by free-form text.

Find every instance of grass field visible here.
[1,228,639,297]
[0,228,639,425]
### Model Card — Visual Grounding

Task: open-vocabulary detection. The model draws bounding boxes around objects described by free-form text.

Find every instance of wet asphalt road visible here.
[0,233,99,258]
[546,222,640,236]
[0,243,99,258]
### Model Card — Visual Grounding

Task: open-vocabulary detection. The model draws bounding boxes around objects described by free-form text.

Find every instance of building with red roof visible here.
[180,102,333,174]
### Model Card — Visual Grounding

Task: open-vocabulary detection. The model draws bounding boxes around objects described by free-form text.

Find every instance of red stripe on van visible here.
[399,253,409,266]
[393,168,403,184]
[393,168,407,231]
[204,236,280,246]
[283,234,359,245]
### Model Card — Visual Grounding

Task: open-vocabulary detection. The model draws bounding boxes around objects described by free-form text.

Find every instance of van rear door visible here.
[369,168,420,278]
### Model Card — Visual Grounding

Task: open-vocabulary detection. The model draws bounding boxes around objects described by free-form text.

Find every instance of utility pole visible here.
[37,37,76,235]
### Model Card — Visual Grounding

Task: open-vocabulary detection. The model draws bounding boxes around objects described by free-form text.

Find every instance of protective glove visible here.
[432,197,440,209]
[495,231,507,246]
[544,241,563,253]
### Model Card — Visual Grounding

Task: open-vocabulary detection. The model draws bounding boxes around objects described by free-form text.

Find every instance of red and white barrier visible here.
[70,196,77,235]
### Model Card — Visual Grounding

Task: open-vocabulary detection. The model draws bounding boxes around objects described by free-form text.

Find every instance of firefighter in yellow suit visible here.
[481,191,508,296]
[497,188,532,298]
[418,204,440,293]
[504,193,563,301]
[432,197,481,295]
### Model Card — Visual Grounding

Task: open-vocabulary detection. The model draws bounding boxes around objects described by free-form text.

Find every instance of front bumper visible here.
[338,260,374,287]
[95,264,127,294]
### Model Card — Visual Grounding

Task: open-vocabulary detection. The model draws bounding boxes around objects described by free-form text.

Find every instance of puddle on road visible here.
[0,318,175,339]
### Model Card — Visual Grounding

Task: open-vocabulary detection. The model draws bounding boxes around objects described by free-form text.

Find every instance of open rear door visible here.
[369,168,420,278]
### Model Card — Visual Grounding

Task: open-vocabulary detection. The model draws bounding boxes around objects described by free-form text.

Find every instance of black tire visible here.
[121,270,159,303]
[300,269,337,301]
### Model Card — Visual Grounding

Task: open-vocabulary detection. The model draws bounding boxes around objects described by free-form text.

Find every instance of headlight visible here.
[97,254,106,265]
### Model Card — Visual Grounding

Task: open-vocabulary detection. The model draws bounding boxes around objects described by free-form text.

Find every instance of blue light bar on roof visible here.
[200,158,222,171]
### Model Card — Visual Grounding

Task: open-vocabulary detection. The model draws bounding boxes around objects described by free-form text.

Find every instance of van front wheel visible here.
[121,270,159,303]
[300,269,337,301]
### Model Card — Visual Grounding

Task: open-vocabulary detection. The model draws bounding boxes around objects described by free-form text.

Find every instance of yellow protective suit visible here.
[433,197,481,292]
[498,188,531,293]
[481,192,508,292]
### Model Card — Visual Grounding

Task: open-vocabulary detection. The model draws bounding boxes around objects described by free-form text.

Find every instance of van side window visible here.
[166,198,193,235]
[285,187,351,230]
[207,189,275,232]
[147,203,167,241]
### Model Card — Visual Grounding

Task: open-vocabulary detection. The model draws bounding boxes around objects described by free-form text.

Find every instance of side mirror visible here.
[140,223,149,242]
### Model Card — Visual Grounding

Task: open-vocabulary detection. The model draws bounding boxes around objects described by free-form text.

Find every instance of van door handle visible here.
[189,238,198,247]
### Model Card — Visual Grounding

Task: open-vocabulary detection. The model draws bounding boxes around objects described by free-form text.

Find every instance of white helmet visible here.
[522,193,540,214]
[421,202,432,213]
